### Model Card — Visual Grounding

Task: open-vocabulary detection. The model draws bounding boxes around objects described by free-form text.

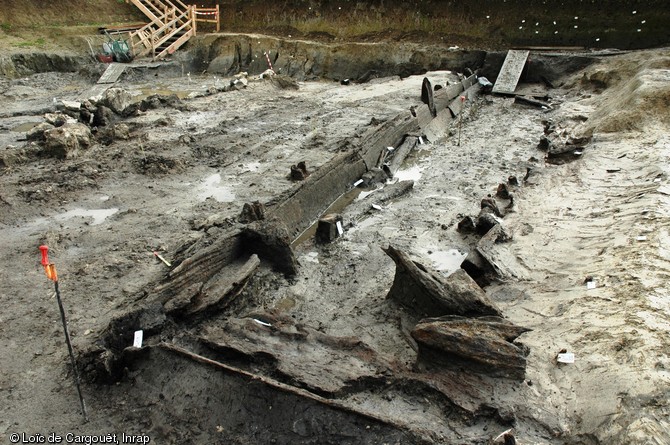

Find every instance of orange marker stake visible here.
[39,245,89,423]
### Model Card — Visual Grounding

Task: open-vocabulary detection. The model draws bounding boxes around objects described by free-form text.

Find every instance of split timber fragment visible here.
[345,180,414,222]
[411,315,530,380]
[358,111,419,170]
[514,95,552,109]
[241,218,299,275]
[385,136,418,177]
[153,230,244,303]
[170,254,260,316]
[383,245,502,317]
[476,224,528,280]
[200,313,393,394]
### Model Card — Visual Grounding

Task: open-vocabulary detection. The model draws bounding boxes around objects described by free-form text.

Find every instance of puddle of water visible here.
[300,251,320,264]
[198,173,236,202]
[275,296,297,312]
[393,165,423,182]
[423,249,468,276]
[356,187,383,201]
[12,122,39,132]
[46,208,119,226]
[244,162,261,172]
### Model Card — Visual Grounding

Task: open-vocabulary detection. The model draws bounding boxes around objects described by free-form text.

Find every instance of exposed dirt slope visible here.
[0,0,141,27]
[1,0,669,53]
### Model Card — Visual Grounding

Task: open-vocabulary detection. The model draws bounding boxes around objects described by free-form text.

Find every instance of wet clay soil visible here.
[1,48,670,444]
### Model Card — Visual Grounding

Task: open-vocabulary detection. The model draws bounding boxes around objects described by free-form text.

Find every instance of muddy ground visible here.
[1,40,670,445]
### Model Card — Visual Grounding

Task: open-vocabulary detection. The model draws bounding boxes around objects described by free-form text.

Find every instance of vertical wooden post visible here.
[151,28,156,60]
[216,4,220,32]
[191,6,197,36]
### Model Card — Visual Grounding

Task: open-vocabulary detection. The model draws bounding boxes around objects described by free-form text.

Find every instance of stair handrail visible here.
[157,8,189,34]
[128,8,176,42]
[193,5,219,32]
[126,0,168,27]
[162,0,189,14]
[127,0,196,59]
[129,0,191,30]
[127,7,177,57]
[153,1,190,29]
[128,28,151,57]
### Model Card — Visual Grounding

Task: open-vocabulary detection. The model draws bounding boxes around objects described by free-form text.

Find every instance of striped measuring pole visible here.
[263,51,275,73]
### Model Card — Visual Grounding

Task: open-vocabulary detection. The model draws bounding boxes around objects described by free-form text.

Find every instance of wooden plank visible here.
[424,108,454,142]
[492,50,530,95]
[98,23,147,35]
[97,63,126,84]
[433,83,463,113]
[461,73,476,90]
[448,95,464,118]
[414,103,433,129]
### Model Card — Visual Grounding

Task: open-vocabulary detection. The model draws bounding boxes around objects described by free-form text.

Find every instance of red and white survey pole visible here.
[39,245,89,422]
[263,51,275,74]
[458,95,466,147]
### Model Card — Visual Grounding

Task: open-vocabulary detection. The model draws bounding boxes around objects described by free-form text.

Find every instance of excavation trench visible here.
[84,67,503,441]
[3,36,622,443]
[78,44,581,441]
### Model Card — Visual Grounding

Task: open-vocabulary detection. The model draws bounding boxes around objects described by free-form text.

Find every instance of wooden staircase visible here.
[125,0,196,61]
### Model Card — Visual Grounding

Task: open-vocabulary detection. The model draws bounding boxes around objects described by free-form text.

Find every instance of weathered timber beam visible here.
[386,136,418,176]
[345,180,414,223]
[176,254,260,316]
[152,231,243,301]
[476,224,529,281]
[411,315,530,380]
[267,150,367,239]
[358,111,420,170]
[383,245,502,317]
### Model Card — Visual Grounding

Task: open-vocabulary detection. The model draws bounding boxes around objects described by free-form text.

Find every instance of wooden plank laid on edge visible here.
[492,50,530,95]
[97,63,126,84]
